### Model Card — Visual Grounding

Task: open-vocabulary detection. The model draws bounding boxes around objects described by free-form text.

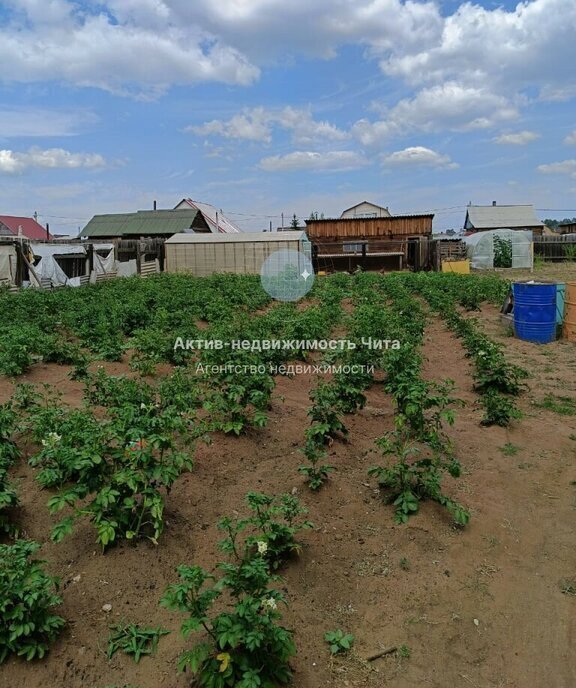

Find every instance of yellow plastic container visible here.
[441,259,470,274]
[563,281,576,341]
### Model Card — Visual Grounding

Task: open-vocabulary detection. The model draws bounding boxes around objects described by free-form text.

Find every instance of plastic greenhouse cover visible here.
[463,229,533,269]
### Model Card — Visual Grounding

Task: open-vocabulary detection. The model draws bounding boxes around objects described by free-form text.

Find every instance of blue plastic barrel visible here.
[556,283,566,325]
[513,282,557,344]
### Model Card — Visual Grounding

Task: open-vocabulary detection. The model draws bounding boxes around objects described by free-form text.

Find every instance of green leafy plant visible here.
[493,235,513,269]
[398,644,411,659]
[499,442,520,456]
[534,394,576,416]
[368,428,470,526]
[306,381,348,446]
[0,540,65,663]
[44,402,194,549]
[233,492,313,570]
[161,508,296,687]
[298,441,335,491]
[107,623,169,663]
[324,629,354,655]
[0,402,20,534]
[481,390,522,427]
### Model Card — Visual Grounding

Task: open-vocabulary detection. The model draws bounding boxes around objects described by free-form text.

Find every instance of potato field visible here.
[0,272,574,688]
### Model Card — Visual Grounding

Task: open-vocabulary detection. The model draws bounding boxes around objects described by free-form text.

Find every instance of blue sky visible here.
[0,0,575,234]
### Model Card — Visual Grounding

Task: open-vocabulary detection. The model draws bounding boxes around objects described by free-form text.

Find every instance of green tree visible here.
[290,214,300,229]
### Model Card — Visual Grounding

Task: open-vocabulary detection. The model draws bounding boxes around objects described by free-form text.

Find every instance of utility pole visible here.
[281,213,284,232]
[46,223,50,241]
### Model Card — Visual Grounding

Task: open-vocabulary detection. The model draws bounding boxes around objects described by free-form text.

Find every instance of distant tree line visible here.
[542,217,576,229]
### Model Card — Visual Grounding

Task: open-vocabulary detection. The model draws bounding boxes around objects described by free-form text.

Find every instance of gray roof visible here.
[465,205,543,230]
[165,231,308,244]
[175,199,242,233]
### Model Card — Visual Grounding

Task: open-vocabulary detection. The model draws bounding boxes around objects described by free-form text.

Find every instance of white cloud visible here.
[0,147,107,174]
[189,106,348,145]
[494,131,541,146]
[537,160,576,176]
[259,150,368,172]
[353,83,518,145]
[381,146,458,169]
[177,0,576,104]
[565,130,576,145]
[173,0,443,62]
[0,1,259,97]
[190,108,272,143]
[377,0,576,99]
[0,0,573,142]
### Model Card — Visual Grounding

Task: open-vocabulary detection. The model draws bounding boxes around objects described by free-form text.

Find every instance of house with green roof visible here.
[79,208,211,240]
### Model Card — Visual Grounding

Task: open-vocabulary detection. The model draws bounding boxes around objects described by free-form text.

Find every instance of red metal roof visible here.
[0,215,53,240]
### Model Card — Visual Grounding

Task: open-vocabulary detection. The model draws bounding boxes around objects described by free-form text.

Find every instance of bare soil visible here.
[2,304,575,688]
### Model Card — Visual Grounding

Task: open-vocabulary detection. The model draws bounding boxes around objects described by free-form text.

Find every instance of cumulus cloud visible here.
[259,150,368,172]
[353,82,518,145]
[1,0,574,128]
[493,131,541,146]
[537,160,576,176]
[565,130,576,145]
[177,0,576,103]
[191,109,272,143]
[0,147,107,174]
[376,0,576,98]
[381,146,458,169]
[189,107,348,145]
[0,1,259,97]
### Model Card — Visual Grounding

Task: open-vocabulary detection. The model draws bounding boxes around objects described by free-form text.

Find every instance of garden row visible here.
[0,271,524,686]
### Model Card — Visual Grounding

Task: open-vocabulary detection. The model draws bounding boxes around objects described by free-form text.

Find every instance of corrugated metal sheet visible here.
[305,215,433,239]
[80,209,206,238]
[165,231,307,244]
[0,215,53,240]
[465,205,543,230]
[165,232,310,276]
[175,199,242,233]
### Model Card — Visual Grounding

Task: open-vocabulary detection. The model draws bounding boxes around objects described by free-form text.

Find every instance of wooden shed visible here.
[305,214,434,272]
[164,231,312,276]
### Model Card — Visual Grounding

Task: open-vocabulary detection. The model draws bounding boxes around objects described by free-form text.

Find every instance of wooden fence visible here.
[534,235,576,261]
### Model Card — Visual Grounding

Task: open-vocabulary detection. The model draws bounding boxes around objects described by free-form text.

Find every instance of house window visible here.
[343,242,363,253]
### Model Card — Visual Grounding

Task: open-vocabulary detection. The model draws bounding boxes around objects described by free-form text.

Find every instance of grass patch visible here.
[499,442,520,456]
[534,394,576,416]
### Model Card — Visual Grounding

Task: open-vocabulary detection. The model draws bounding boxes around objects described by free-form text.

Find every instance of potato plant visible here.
[162,502,297,688]
[0,540,65,663]
[0,401,20,534]
[20,392,195,549]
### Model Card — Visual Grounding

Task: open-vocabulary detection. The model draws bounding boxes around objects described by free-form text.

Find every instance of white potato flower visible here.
[261,597,277,611]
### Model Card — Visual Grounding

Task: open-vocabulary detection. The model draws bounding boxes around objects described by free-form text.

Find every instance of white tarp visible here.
[92,243,115,275]
[117,259,137,277]
[0,244,17,284]
[30,242,86,287]
[464,229,533,270]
